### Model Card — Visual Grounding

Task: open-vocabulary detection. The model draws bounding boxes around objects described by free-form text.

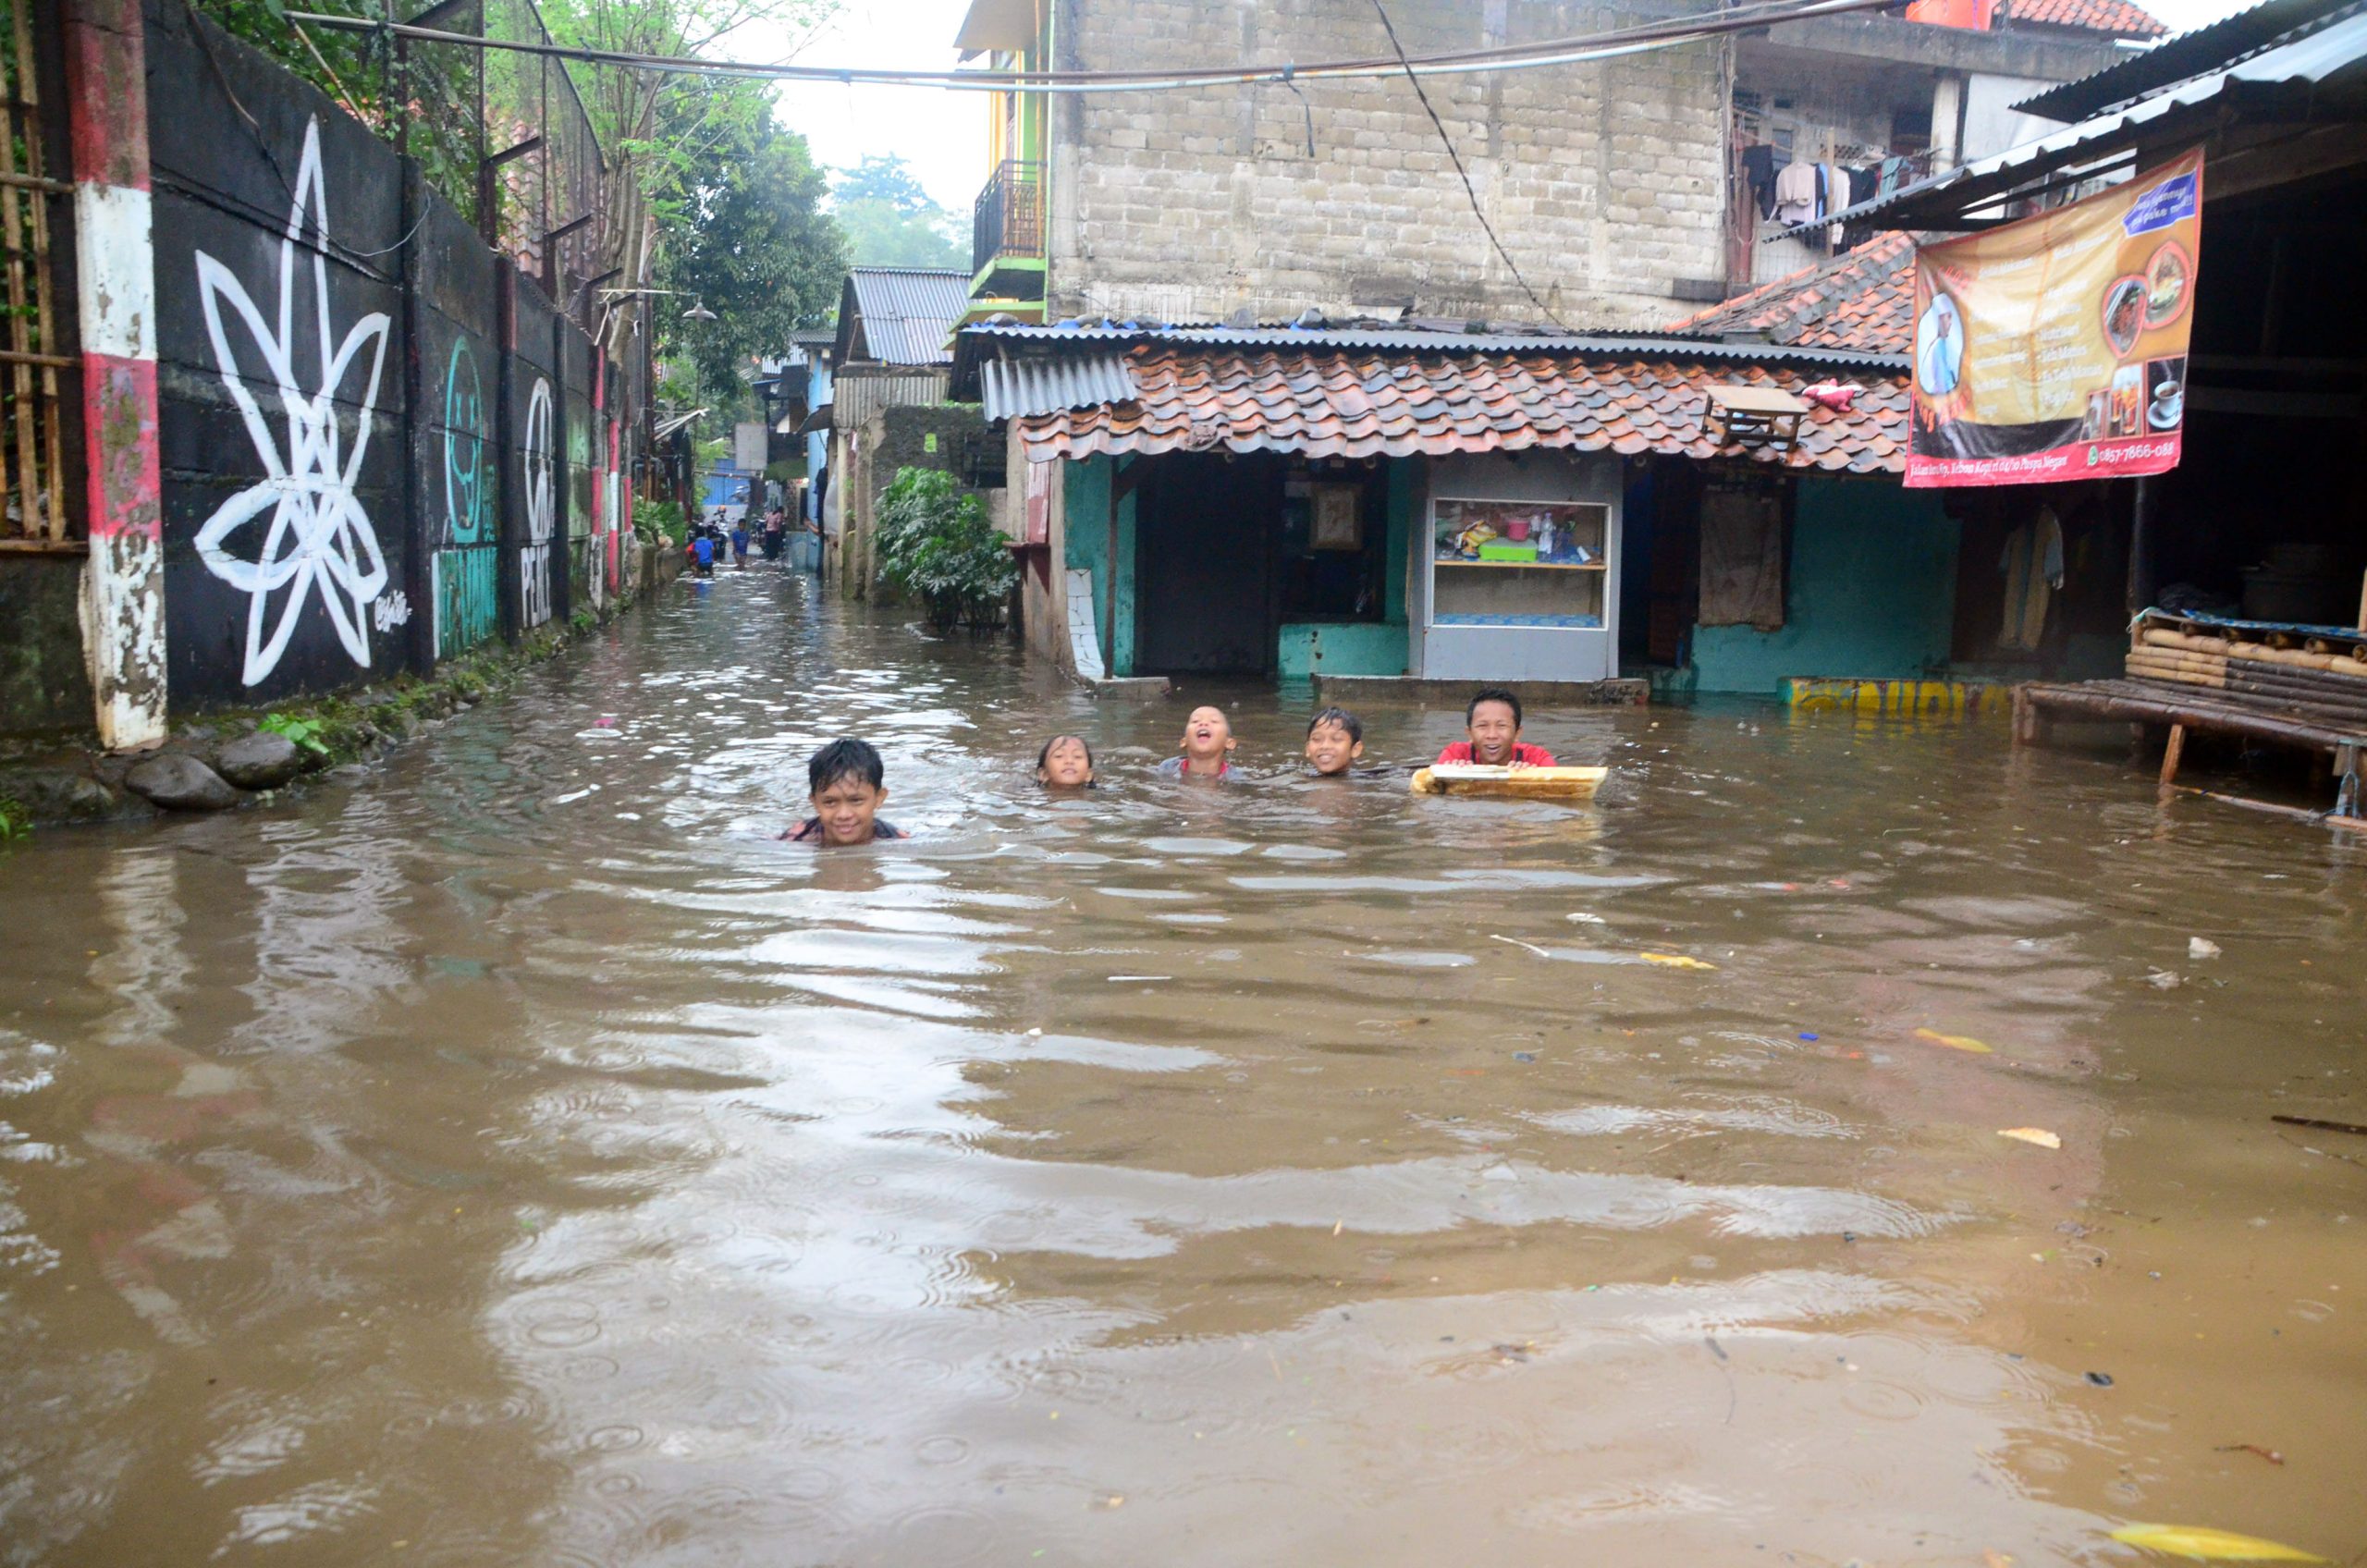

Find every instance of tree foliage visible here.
[657,110,844,397]
[830,155,967,271]
[874,468,1015,633]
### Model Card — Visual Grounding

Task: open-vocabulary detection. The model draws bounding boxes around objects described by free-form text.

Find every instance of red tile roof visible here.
[1012,346,1908,474]
[1999,0,2165,36]
[1668,233,1918,355]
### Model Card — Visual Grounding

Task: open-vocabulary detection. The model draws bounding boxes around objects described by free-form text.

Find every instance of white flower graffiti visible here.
[520,375,556,627]
[191,116,393,685]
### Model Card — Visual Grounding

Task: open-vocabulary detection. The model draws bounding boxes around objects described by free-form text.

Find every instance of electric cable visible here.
[1366,0,1564,327]
[286,0,1897,93]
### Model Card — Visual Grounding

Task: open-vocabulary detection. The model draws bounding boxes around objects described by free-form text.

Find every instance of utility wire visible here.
[1366,0,1562,327]
[288,0,1895,93]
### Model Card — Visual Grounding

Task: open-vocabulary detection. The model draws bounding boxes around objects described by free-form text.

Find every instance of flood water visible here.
[4,565,2363,1566]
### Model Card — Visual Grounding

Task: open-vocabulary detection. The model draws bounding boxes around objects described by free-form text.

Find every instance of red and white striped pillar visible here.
[62,0,167,750]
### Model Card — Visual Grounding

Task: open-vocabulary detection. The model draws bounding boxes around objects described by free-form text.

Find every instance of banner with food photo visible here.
[1907,147,2201,488]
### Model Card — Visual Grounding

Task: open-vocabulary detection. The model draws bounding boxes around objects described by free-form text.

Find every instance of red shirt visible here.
[1434,741,1556,766]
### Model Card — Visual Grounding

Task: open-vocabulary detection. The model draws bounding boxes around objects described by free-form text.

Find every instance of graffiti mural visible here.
[444,338,489,545]
[520,375,556,628]
[190,116,393,686]
[434,547,496,657]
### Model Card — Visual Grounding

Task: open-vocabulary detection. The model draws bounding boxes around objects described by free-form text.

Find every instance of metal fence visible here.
[972,159,1042,278]
[0,0,70,545]
[401,0,606,309]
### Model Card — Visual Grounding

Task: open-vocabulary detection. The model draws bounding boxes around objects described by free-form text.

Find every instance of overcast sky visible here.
[761,0,2265,214]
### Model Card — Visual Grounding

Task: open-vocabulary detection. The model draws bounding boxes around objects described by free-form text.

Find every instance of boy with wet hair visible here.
[1155,705,1236,778]
[1434,687,1555,768]
[1304,705,1367,777]
[783,738,909,844]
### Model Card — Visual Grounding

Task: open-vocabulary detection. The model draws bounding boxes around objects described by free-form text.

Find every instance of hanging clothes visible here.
[1773,160,1819,227]
[1997,508,2067,653]
[1822,162,1848,247]
[1876,155,1912,197]
[1742,144,1779,219]
[1846,165,1878,208]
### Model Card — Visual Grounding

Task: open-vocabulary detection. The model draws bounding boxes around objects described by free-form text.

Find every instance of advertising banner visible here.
[1907,148,2201,488]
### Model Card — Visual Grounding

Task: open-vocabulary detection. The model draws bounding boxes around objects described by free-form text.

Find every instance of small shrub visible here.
[874,468,1017,634]
[638,498,687,546]
[0,798,28,841]
[259,712,332,756]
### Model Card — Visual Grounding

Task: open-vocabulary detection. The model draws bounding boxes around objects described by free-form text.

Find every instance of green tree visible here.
[659,116,845,397]
[830,154,967,271]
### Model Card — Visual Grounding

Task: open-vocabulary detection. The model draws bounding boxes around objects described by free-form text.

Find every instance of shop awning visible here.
[1007,345,1910,474]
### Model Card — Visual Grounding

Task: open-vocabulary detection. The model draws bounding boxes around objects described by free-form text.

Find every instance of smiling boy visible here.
[1304,706,1367,777]
[1155,705,1236,778]
[783,738,909,845]
[1434,688,1555,768]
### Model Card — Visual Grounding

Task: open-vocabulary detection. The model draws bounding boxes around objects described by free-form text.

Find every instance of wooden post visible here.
[2158,721,2187,787]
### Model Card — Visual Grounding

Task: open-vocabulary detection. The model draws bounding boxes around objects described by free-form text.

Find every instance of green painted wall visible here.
[1061,456,1136,676]
[1278,620,1409,678]
[1693,476,1960,697]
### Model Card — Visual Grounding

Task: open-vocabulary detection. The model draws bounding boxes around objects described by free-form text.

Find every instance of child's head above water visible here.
[1305,705,1365,776]
[1036,734,1096,789]
[1464,687,1525,766]
[803,737,891,845]
[1178,705,1234,766]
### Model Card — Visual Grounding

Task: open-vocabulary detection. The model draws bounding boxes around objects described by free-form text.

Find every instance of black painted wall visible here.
[145,0,614,715]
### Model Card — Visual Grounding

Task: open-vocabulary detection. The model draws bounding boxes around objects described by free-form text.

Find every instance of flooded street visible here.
[3,566,2362,1566]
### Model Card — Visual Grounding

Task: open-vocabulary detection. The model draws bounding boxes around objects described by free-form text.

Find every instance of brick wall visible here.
[1049,0,1728,328]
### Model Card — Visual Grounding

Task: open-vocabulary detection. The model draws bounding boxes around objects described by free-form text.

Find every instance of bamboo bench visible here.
[2014,677,2365,815]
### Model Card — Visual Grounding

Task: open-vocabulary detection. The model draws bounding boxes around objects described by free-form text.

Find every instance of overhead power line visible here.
[288,0,1899,93]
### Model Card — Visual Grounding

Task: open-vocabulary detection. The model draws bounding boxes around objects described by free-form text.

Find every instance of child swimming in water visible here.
[1434,687,1555,768]
[782,738,908,845]
[1304,705,1367,777]
[1155,705,1234,778]
[1036,734,1097,790]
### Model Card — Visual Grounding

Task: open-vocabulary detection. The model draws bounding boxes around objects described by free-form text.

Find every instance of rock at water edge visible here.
[124,753,243,812]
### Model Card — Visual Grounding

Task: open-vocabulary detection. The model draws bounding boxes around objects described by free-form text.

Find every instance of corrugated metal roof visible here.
[1780,4,2367,234]
[831,365,953,428]
[2016,0,2355,118]
[1012,346,1909,474]
[980,354,1139,423]
[962,321,1905,371]
[844,269,972,365]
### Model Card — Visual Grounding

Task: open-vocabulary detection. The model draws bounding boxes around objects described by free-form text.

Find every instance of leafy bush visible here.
[874,468,1018,633]
[638,498,687,546]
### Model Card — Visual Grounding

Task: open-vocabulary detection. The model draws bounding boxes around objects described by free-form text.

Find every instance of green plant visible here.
[874,468,1018,634]
[0,798,28,841]
[638,497,687,546]
[259,712,333,757]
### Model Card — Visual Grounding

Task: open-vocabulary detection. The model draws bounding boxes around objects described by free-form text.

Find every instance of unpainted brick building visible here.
[1031,0,1730,329]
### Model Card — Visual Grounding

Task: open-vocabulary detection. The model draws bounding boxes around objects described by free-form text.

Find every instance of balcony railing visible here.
[972,160,1044,278]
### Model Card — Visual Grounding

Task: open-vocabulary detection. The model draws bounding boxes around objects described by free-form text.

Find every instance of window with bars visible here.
[0,0,71,547]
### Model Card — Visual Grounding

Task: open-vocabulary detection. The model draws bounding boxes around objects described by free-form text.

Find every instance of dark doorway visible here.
[1134,453,1284,676]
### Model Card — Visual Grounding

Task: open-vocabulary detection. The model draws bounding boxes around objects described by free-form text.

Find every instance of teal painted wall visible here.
[1061,457,1137,676]
[1384,459,1413,626]
[1693,476,1959,697]
[1278,620,1409,678]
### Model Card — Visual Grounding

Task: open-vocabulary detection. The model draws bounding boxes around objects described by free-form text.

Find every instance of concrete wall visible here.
[836,402,990,601]
[134,0,620,719]
[1693,474,1959,695]
[0,559,97,732]
[1049,0,1728,328]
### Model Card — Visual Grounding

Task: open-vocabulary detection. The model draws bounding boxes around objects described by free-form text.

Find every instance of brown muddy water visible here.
[3,566,2363,1567]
